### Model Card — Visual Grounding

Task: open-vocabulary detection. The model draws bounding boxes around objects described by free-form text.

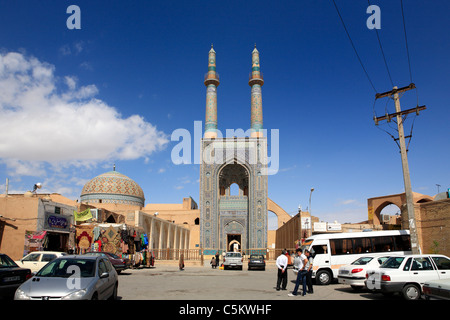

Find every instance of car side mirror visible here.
[100,272,109,279]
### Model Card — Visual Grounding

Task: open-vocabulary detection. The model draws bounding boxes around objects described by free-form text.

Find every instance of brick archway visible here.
[267,198,292,229]
[367,192,433,225]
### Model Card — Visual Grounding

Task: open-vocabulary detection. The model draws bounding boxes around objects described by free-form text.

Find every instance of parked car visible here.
[248,254,265,271]
[15,251,67,273]
[223,252,243,270]
[0,253,32,298]
[84,252,129,273]
[14,255,118,300]
[423,278,450,300]
[365,254,450,300]
[338,255,392,291]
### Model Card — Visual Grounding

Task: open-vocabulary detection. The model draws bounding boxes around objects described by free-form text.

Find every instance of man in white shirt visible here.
[288,249,308,296]
[276,249,288,291]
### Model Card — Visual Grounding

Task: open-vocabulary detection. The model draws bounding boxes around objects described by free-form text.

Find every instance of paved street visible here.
[117,264,402,300]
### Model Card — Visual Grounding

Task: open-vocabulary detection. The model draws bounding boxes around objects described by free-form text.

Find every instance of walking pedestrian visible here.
[210,256,216,269]
[275,249,288,291]
[215,251,220,267]
[288,249,308,296]
[179,253,185,271]
[305,249,314,294]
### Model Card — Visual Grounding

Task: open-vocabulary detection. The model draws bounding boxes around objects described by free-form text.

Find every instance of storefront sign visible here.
[327,223,342,231]
[45,212,70,232]
[74,208,93,221]
[313,222,327,232]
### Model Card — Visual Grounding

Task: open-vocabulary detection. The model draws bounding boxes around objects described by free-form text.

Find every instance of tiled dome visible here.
[80,171,145,206]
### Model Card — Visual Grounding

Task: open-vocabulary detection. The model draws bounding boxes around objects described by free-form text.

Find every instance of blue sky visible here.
[0,1,449,229]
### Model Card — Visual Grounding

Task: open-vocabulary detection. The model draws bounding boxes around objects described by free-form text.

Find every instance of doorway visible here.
[227,234,241,252]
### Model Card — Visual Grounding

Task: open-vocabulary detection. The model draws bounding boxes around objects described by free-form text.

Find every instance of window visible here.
[382,257,404,269]
[432,257,450,270]
[403,257,412,271]
[330,238,353,255]
[37,259,95,278]
[377,257,390,265]
[352,257,373,265]
[411,257,434,271]
[98,260,108,276]
[352,237,372,253]
[0,254,17,267]
[23,253,41,262]
[394,235,411,251]
[41,254,57,262]
[311,245,327,255]
[372,236,394,252]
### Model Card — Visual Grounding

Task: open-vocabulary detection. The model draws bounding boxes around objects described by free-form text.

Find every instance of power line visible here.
[400,0,413,84]
[367,0,394,87]
[331,0,378,93]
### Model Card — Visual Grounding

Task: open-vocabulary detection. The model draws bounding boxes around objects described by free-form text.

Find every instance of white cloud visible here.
[0,51,169,176]
[339,199,357,205]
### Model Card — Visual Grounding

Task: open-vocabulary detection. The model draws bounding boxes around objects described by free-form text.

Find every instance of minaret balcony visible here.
[204,72,220,86]
[248,72,264,86]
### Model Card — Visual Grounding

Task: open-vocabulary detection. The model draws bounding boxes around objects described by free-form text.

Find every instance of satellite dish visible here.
[32,183,42,193]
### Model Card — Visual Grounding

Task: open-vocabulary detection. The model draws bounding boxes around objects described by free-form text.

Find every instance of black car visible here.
[84,252,130,273]
[0,253,32,298]
[248,254,266,270]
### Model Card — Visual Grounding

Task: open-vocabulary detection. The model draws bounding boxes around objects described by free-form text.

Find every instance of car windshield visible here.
[381,256,405,269]
[0,254,18,268]
[226,253,242,257]
[36,258,96,278]
[84,252,104,256]
[352,257,373,265]
[250,255,264,260]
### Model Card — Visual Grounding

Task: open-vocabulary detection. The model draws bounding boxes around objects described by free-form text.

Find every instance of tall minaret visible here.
[249,45,264,138]
[204,44,220,139]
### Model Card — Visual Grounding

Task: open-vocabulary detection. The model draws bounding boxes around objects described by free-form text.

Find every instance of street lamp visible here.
[309,188,314,216]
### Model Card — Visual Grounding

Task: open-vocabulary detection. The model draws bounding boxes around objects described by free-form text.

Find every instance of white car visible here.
[338,255,392,290]
[15,251,67,273]
[423,278,450,300]
[365,254,450,300]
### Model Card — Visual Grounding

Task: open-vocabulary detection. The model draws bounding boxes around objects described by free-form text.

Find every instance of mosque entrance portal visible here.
[227,234,241,252]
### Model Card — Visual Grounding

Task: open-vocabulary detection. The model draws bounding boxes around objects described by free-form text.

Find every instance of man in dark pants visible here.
[276,249,288,291]
[215,251,220,267]
[305,249,314,294]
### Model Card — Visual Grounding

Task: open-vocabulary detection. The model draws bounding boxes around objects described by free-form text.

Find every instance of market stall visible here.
[74,223,154,268]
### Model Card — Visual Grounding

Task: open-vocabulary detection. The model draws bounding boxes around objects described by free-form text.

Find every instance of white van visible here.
[300,230,411,285]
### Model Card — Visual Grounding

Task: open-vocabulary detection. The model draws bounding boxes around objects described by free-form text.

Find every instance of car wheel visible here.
[316,270,332,285]
[402,284,421,300]
[91,292,98,300]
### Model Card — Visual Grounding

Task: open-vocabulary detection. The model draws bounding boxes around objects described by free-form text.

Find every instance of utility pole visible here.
[374,83,425,254]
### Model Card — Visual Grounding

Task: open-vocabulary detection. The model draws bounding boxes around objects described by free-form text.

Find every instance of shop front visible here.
[23,211,75,256]
[75,223,154,268]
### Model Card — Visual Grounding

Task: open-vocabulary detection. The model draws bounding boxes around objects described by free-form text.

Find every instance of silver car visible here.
[14,255,118,300]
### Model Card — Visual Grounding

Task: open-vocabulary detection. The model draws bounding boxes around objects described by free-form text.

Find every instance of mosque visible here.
[76,45,294,254]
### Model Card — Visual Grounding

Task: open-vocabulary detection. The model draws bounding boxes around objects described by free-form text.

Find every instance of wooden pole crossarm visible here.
[374,105,426,125]
[375,83,416,100]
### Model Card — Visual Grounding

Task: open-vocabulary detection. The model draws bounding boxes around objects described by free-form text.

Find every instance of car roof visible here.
[23,251,66,255]
[55,254,100,260]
